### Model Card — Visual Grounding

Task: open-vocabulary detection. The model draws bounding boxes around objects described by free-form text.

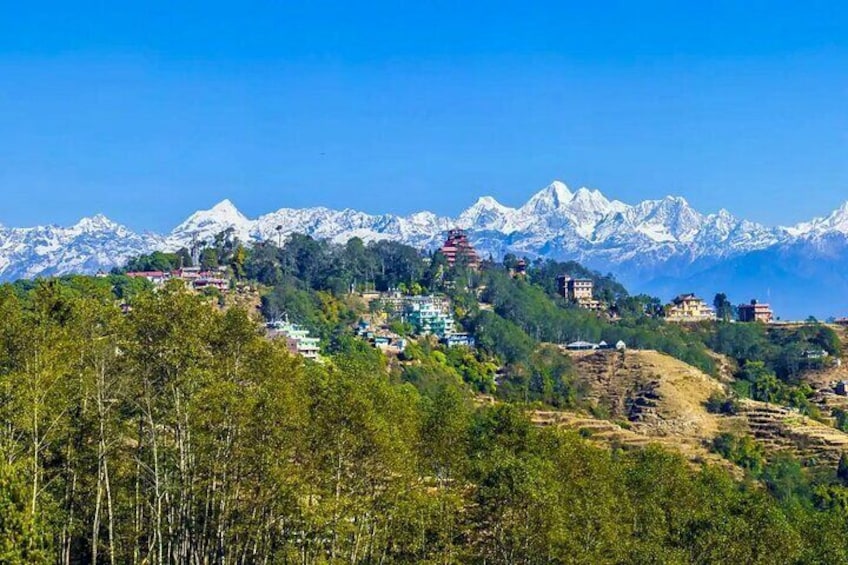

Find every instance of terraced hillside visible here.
[736,399,848,466]
[530,409,739,473]
[532,349,848,470]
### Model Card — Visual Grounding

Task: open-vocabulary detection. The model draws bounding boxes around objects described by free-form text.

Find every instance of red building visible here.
[738,299,774,323]
[440,229,480,269]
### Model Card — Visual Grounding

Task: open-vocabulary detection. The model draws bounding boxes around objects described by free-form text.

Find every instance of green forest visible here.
[2,281,848,564]
[2,233,848,563]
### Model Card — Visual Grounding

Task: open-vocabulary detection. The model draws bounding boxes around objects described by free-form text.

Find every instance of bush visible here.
[712,433,766,475]
[705,392,740,415]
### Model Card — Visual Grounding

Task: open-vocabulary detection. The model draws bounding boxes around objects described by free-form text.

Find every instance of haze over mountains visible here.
[2,180,848,319]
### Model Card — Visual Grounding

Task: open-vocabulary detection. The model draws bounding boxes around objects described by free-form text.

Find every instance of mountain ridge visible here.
[3,180,848,318]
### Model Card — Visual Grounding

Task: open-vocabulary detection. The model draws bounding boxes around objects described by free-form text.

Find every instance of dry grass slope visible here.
[530,348,848,470]
[530,349,734,471]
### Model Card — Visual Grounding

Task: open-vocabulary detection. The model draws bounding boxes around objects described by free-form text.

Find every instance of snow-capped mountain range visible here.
[3,180,848,318]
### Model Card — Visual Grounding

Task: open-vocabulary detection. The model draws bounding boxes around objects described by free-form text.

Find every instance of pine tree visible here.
[837,453,848,485]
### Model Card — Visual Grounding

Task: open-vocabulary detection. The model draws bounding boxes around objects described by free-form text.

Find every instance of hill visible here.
[534,349,848,472]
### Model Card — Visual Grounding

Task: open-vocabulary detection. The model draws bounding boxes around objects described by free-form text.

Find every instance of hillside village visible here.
[238,230,784,374]
[114,228,818,367]
[109,228,848,411]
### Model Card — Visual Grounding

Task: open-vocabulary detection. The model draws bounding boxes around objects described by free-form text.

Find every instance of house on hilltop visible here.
[511,258,527,279]
[737,299,774,323]
[556,275,603,311]
[125,271,170,285]
[664,293,716,322]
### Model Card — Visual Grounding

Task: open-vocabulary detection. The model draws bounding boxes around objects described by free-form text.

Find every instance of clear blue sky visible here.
[1,1,847,231]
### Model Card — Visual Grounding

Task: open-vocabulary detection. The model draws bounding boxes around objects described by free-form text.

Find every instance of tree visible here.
[230,243,247,279]
[0,461,47,564]
[176,247,193,268]
[501,253,519,272]
[124,251,182,272]
[714,293,734,322]
[243,242,282,285]
[199,248,219,270]
[838,454,848,486]
[712,433,766,475]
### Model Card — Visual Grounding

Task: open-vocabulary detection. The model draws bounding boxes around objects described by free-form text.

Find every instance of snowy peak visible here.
[470,195,508,211]
[787,201,848,237]
[168,199,253,244]
[463,196,512,216]
[153,180,803,256]
[825,202,848,233]
[0,214,155,282]
[201,199,250,225]
[520,180,573,215]
[71,214,124,233]
[571,187,607,209]
[209,198,242,216]
[571,186,627,215]
[457,196,515,231]
[623,196,704,242]
[716,208,735,220]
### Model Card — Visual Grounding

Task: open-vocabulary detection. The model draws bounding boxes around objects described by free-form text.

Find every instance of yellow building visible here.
[665,293,716,322]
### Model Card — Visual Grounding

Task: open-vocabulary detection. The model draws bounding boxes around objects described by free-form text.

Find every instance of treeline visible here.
[247,235,442,294]
[702,322,841,382]
[122,230,246,273]
[9,272,152,301]
[5,282,848,563]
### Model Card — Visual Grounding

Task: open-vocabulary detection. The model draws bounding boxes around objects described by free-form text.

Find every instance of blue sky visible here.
[1,1,847,231]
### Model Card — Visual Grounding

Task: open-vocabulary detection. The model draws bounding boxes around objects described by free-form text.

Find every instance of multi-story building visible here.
[192,276,229,292]
[404,300,455,337]
[440,228,480,269]
[444,333,476,348]
[267,321,320,360]
[555,275,602,310]
[175,266,202,281]
[374,293,451,316]
[127,267,233,295]
[556,275,594,301]
[737,299,774,323]
[665,294,716,322]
